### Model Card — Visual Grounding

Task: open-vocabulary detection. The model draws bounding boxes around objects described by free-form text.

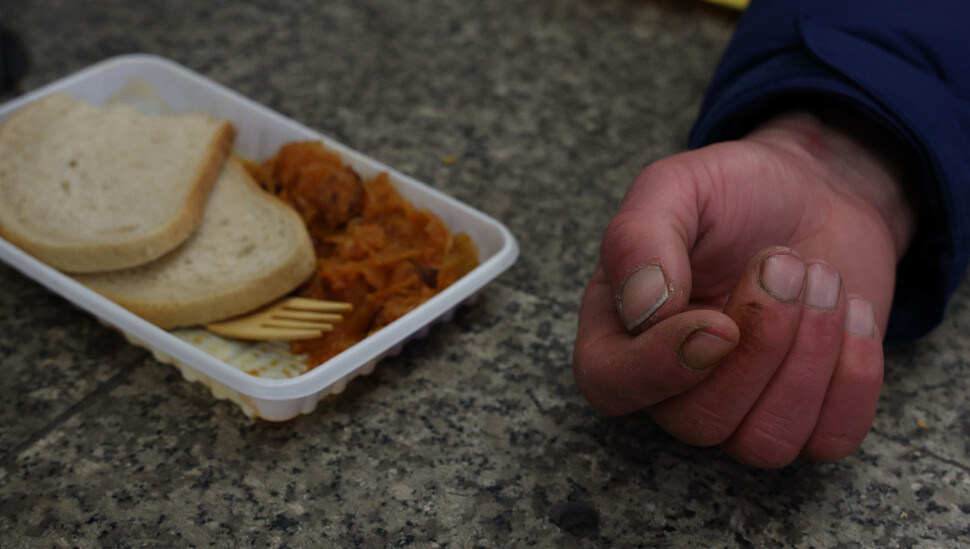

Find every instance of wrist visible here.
[746,104,919,261]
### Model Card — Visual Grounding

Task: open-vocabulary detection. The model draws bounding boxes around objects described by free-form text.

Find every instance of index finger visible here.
[598,158,702,332]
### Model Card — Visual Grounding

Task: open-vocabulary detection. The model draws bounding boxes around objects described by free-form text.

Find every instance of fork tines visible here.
[204,297,353,341]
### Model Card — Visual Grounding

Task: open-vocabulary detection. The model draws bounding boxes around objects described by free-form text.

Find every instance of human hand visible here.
[573,109,916,467]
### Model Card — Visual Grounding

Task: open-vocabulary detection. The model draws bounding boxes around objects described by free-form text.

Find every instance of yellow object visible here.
[702,0,748,9]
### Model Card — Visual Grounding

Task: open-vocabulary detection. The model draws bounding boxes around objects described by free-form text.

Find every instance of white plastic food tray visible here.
[0,54,519,420]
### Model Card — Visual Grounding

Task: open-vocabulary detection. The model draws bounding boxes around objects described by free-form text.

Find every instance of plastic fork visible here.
[204,297,353,341]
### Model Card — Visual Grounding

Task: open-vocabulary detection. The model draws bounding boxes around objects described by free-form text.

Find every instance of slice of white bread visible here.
[72,158,316,329]
[0,92,236,272]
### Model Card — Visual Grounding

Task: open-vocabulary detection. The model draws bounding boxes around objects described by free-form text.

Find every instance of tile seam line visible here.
[0,354,146,472]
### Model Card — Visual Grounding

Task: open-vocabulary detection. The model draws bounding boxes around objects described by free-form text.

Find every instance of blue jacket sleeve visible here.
[689,0,970,344]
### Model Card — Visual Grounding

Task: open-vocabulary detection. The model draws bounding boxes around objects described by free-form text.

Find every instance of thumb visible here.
[599,158,702,332]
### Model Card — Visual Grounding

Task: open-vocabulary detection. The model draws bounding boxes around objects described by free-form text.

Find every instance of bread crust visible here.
[0,93,237,272]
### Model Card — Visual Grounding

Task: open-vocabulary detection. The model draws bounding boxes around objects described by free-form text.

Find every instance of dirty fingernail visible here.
[845,296,875,337]
[618,265,668,331]
[760,253,806,303]
[679,330,735,372]
[805,263,841,310]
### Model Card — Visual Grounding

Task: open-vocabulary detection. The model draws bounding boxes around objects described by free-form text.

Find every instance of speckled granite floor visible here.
[0,1,967,547]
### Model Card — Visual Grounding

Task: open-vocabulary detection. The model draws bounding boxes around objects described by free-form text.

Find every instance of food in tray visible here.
[0,92,235,272]
[0,55,520,418]
[0,91,480,372]
[244,142,480,366]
